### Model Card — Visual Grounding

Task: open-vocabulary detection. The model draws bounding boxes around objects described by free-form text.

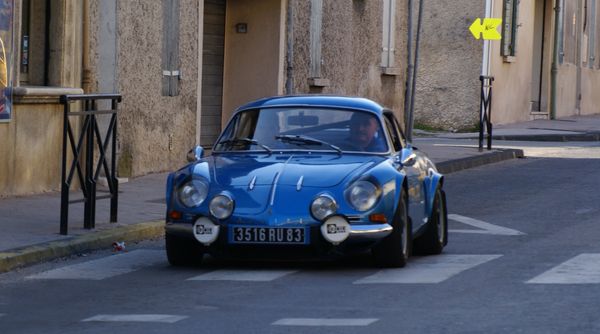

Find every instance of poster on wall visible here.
[0,0,14,122]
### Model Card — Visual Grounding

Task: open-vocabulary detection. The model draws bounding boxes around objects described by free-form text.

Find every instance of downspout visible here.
[406,0,424,142]
[81,0,91,93]
[285,0,294,95]
[404,0,413,131]
[550,0,562,120]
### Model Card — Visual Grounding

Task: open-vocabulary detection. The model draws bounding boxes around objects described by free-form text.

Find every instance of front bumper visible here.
[165,220,393,244]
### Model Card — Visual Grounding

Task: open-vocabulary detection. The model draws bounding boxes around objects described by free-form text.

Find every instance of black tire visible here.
[372,189,412,268]
[413,187,448,255]
[165,233,205,267]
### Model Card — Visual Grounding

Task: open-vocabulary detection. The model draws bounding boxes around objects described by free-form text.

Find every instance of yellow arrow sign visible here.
[469,18,502,40]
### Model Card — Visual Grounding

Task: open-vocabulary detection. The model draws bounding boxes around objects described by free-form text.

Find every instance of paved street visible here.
[1,144,599,334]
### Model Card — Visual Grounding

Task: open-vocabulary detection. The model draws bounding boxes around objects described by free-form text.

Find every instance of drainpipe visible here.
[81,0,91,93]
[404,0,413,132]
[285,0,294,95]
[406,0,424,142]
[550,0,562,120]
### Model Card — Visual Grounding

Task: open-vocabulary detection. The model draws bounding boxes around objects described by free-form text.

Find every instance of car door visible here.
[383,112,427,231]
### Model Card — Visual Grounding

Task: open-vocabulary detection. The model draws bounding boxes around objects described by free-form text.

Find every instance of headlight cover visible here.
[311,195,338,221]
[347,180,380,211]
[177,178,209,207]
[209,194,234,220]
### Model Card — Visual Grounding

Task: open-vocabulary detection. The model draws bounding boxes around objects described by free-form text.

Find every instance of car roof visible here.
[235,95,386,115]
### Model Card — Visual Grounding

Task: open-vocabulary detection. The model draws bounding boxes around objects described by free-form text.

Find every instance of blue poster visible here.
[0,0,14,122]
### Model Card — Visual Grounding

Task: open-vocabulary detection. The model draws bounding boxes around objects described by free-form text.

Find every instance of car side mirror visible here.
[187,145,204,162]
[400,148,416,166]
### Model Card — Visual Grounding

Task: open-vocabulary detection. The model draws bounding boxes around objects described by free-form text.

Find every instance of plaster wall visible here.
[414,0,484,131]
[290,1,407,122]
[221,0,285,124]
[489,0,536,125]
[0,97,79,197]
[580,67,600,115]
[555,64,578,117]
[106,0,199,177]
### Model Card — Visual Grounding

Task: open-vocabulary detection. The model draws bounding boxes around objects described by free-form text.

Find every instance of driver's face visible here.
[350,114,378,149]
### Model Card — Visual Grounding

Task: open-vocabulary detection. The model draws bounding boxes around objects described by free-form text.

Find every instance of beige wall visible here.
[290,1,407,122]
[415,0,484,131]
[490,0,536,125]
[581,67,600,115]
[0,88,82,197]
[221,0,285,124]
[102,0,199,177]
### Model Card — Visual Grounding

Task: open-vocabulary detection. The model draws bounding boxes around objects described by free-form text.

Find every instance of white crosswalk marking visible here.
[449,214,525,235]
[187,269,297,282]
[527,254,600,284]
[26,250,164,280]
[272,318,378,327]
[82,314,187,323]
[354,254,502,284]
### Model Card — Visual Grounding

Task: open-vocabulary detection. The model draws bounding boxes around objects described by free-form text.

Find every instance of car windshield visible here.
[214,108,389,153]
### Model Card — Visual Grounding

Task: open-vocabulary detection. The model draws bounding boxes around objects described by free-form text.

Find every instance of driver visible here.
[349,112,386,152]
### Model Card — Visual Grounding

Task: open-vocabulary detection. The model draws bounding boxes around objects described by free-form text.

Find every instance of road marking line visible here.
[187,269,297,282]
[82,314,187,323]
[26,250,164,280]
[448,214,525,236]
[272,318,378,326]
[527,254,600,284]
[354,254,502,284]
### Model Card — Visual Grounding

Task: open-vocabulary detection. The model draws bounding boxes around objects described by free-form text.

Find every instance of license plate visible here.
[229,226,309,245]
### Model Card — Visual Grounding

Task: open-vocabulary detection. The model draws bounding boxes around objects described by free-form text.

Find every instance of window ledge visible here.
[308,78,330,88]
[381,67,401,76]
[12,86,84,104]
[503,56,516,63]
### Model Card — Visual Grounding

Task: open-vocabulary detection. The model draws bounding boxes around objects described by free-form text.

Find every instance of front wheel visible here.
[165,233,205,267]
[413,187,448,255]
[372,189,412,268]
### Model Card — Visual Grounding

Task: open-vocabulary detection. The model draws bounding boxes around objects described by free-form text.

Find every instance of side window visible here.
[383,116,401,152]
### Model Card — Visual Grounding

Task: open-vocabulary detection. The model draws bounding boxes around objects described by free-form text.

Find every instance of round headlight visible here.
[209,194,234,220]
[178,179,209,207]
[347,180,379,211]
[311,195,337,221]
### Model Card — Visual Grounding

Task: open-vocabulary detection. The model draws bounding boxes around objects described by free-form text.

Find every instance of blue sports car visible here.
[165,95,447,267]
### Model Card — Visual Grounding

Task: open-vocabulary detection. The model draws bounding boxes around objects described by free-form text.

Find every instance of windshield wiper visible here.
[275,135,342,154]
[219,137,272,153]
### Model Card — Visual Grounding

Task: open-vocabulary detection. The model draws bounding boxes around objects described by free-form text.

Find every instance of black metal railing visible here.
[59,94,122,235]
[479,75,494,151]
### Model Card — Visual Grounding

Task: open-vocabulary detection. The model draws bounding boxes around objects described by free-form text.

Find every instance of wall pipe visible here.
[550,0,562,120]
[406,0,424,142]
[285,0,294,95]
[403,0,413,132]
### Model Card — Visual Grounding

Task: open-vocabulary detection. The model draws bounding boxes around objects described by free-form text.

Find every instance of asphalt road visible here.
[1,149,600,334]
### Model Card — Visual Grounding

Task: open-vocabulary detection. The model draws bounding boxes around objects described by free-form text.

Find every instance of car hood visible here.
[202,154,383,188]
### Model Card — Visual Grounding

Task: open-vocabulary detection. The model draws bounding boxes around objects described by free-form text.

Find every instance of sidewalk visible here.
[1,114,598,273]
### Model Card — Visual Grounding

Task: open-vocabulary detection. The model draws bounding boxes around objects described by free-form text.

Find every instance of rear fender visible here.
[423,169,443,215]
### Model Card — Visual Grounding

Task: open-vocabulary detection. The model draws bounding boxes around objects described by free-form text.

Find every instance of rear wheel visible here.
[165,233,205,266]
[413,187,447,255]
[372,189,411,268]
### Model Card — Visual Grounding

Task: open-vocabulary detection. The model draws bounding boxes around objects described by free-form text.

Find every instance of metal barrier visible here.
[479,75,494,151]
[59,94,122,235]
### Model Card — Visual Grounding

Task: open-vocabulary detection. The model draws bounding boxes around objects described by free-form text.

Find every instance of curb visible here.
[491,132,600,142]
[0,220,165,274]
[436,148,525,174]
